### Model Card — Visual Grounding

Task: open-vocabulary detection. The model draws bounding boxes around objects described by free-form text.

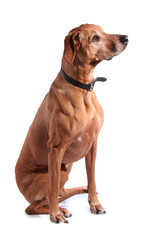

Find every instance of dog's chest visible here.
[62,107,103,164]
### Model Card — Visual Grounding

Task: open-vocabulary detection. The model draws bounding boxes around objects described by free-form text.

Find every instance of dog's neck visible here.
[61,58,95,84]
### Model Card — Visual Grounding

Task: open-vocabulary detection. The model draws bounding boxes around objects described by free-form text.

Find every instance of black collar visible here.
[60,69,107,91]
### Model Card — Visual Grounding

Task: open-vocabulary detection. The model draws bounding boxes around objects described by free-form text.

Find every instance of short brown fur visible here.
[15,24,128,223]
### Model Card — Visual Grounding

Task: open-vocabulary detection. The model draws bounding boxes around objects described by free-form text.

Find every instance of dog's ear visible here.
[63,31,80,63]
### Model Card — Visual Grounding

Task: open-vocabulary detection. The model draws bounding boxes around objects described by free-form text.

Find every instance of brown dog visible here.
[15,24,128,223]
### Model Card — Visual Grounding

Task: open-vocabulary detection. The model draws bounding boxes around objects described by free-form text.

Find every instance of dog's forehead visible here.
[68,24,104,35]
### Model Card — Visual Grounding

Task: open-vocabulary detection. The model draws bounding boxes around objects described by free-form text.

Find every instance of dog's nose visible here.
[120,35,128,45]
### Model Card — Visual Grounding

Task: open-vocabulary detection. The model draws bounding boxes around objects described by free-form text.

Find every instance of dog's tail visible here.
[59,186,88,203]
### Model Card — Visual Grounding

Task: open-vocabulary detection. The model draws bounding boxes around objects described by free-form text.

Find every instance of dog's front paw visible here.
[50,207,72,223]
[89,202,106,214]
[50,212,68,224]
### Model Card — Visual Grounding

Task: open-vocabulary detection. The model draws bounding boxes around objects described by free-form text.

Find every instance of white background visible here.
[0,0,160,239]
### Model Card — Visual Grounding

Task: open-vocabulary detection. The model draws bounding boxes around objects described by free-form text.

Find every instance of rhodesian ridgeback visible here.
[15,24,128,223]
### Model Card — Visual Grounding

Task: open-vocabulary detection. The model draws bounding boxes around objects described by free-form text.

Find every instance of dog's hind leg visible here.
[25,198,71,218]
[25,164,87,216]
[25,197,49,215]
[24,168,73,217]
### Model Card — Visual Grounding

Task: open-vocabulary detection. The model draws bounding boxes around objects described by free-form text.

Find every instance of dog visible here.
[15,24,128,223]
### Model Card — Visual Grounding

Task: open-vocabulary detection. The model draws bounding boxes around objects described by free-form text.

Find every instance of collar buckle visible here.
[88,82,94,91]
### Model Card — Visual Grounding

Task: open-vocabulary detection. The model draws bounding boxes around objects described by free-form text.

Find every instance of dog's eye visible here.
[92,35,100,42]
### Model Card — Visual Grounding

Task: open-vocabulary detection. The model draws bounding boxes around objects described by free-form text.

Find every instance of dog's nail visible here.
[65,213,72,218]
[56,219,60,224]
[64,220,69,223]
[50,217,59,223]
[103,210,106,214]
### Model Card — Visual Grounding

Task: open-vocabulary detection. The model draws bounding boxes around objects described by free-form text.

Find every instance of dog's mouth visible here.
[105,43,128,61]
[105,55,113,61]
[107,57,113,61]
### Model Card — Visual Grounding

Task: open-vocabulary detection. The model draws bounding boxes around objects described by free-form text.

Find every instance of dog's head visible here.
[63,24,128,65]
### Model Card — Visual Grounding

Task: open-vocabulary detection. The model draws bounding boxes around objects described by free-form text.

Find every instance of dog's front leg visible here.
[48,146,68,223]
[85,139,106,214]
